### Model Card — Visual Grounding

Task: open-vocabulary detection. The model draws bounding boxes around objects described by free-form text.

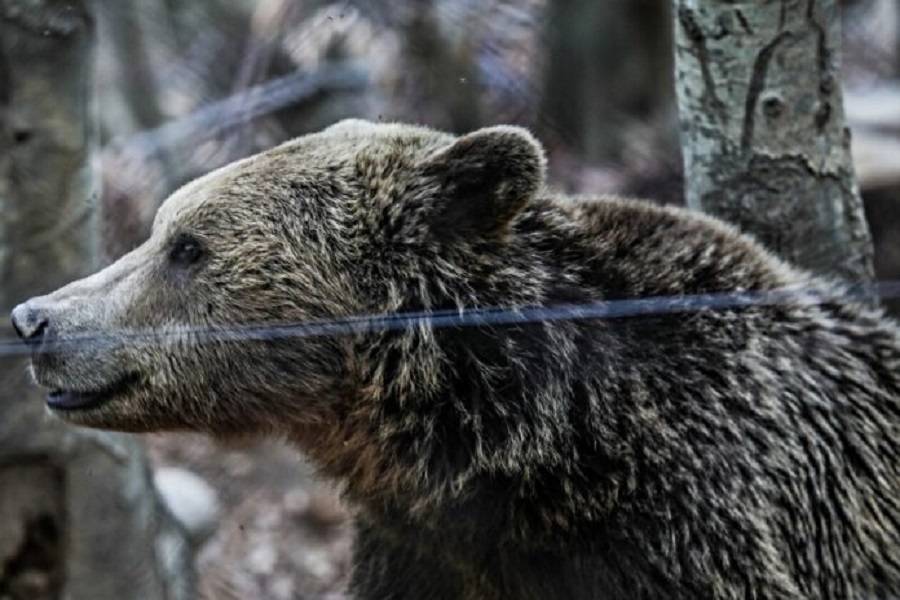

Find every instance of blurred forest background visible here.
[2,0,900,598]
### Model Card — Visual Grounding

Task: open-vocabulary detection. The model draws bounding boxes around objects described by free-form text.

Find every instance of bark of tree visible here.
[0,1,192,598]
[673,0,875,288]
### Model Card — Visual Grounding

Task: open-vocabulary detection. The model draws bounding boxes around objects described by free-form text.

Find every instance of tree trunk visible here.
[673,0,875,288]
[0,1,192,598]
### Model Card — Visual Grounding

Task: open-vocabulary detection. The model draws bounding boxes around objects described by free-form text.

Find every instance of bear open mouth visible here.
[47,372,141,412]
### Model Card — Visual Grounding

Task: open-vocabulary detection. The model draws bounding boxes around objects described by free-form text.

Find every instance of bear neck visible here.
[301,200,649,527]
[297,195,793,531]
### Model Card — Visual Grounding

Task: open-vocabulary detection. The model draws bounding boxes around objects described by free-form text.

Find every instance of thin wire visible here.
[2,281,899,358]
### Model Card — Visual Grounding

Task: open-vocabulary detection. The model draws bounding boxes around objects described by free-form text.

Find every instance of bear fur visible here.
[11,120,900,599]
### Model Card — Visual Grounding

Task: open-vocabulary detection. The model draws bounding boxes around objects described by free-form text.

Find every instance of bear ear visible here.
[421,125,546,242]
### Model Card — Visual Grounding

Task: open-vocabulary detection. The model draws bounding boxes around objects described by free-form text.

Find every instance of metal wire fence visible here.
[4,281,899,358]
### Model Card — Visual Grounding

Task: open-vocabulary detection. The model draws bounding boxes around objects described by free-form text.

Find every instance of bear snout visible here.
[11,301,50,348]
[11,297,131,400]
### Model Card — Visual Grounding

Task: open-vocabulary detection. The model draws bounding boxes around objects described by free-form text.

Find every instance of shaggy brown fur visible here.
[11,119,900,599]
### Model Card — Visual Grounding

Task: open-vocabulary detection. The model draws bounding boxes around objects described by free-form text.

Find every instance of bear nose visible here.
[10,302,49,346]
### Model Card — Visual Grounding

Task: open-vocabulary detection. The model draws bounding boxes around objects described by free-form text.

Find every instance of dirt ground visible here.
[145,434,353,600]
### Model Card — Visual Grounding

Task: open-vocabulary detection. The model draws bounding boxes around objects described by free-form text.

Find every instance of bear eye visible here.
[168,235,204,267]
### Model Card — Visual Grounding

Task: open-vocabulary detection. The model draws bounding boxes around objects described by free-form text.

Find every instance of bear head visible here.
[10,120,547,454]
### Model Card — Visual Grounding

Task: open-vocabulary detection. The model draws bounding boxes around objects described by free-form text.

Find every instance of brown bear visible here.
[10,120,900,599]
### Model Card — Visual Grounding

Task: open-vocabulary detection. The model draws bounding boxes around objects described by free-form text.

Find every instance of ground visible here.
[145,434,353,599]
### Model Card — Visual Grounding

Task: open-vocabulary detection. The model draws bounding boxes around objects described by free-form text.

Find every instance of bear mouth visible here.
[47,372,142,412]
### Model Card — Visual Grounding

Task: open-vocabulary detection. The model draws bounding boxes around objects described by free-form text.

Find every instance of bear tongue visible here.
[47,390,102,410]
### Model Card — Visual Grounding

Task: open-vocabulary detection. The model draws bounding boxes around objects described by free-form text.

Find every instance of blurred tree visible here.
[95,0,170,136]
[541,0,673,161]
[896,2,900,77]
[674,0,875,288]
[0,1,192,598]
[399,0,483,132]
